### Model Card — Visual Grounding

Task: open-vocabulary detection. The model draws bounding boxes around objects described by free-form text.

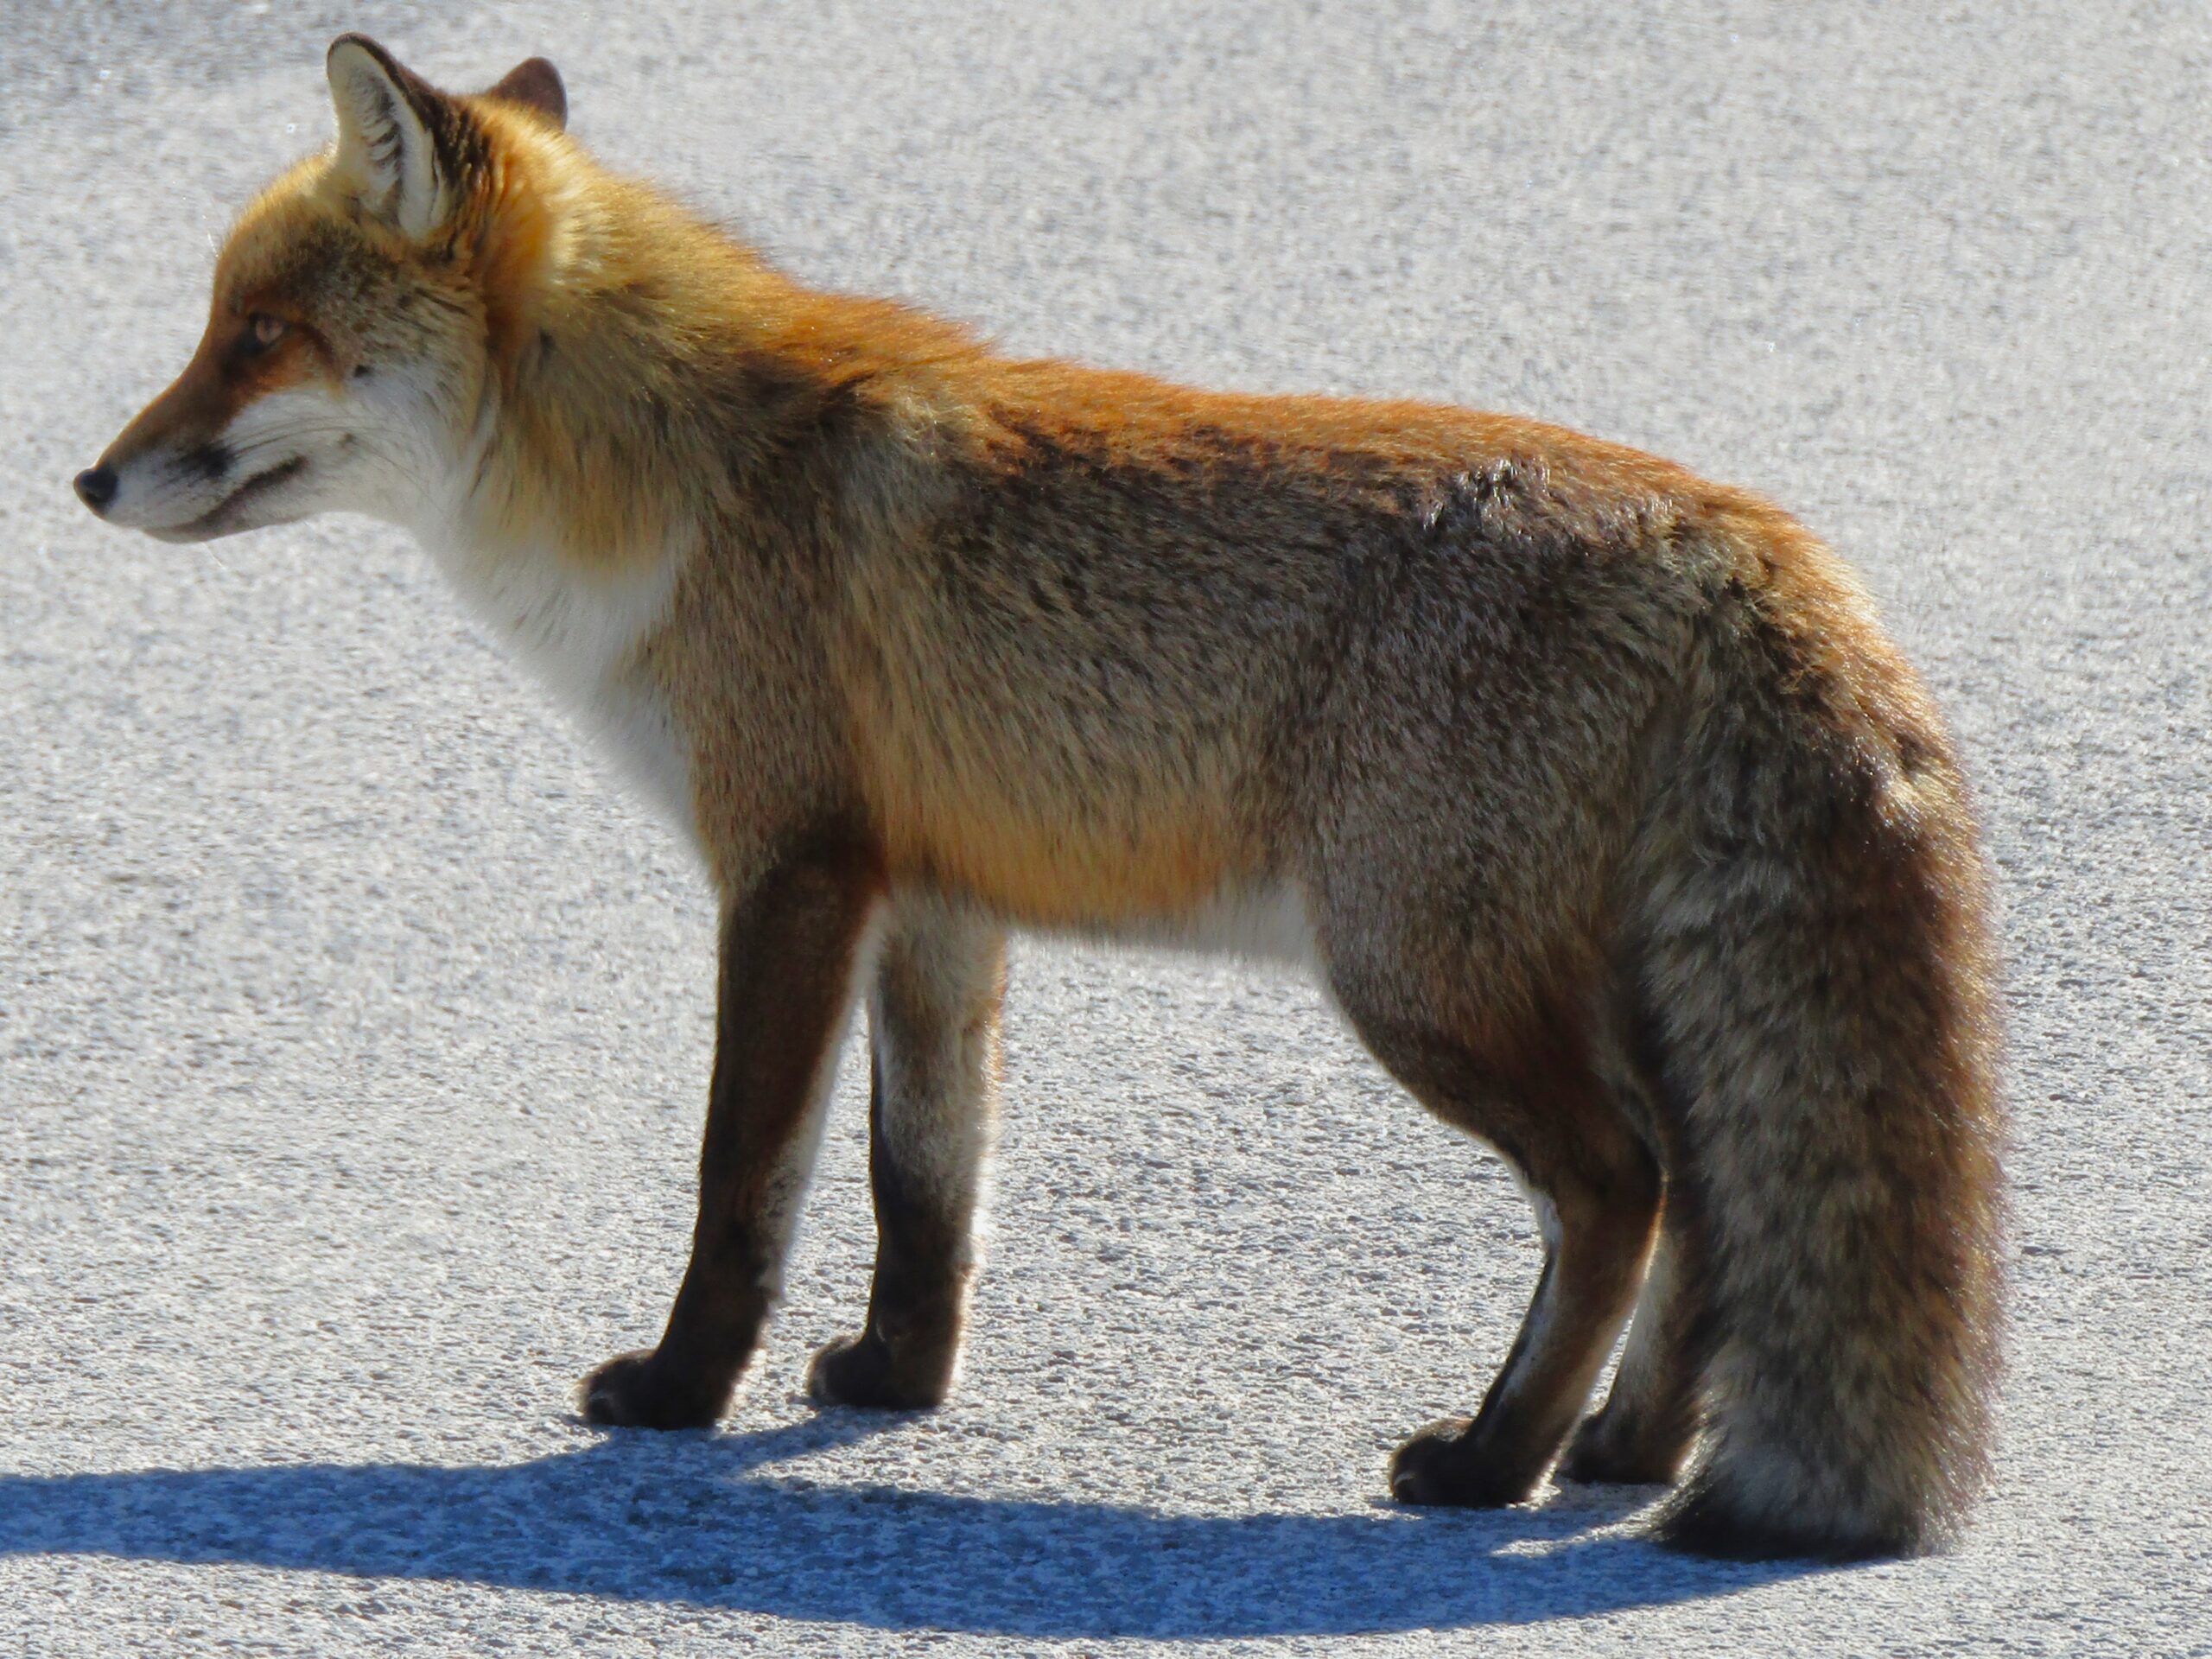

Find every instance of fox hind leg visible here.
[1556,1005,1707,1485]
[809,900,1006,1410]
[1557,1198,1706,1484]
[1338,977,1662,1508]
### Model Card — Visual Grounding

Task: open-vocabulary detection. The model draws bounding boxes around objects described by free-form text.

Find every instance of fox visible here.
[75,35,2005,1560]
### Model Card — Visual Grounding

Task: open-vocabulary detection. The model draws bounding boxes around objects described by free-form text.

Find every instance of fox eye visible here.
[240,313,288,355]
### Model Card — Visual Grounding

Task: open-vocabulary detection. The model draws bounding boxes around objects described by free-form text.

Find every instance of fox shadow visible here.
[0,1414,1823,1637]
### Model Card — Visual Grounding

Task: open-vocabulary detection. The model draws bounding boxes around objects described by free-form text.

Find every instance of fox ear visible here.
[327,35,462,239]
[483,57,566,130]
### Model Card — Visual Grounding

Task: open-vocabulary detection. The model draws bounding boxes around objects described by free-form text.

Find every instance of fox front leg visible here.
[809,900,1007,1409]
[582,854,879,1428]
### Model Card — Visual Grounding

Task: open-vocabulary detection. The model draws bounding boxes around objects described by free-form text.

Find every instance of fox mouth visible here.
[148,456,309,542]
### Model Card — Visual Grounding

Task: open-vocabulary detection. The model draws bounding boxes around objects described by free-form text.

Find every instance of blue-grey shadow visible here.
[0,1415,1827,1637]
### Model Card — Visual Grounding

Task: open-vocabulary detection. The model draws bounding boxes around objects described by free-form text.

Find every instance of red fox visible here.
[77,35,2005,1560]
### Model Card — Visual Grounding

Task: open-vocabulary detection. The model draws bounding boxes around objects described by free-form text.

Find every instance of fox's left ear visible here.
[327,34,474,240]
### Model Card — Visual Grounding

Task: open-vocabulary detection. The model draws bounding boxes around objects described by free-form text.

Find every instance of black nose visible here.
[74,466,118,512]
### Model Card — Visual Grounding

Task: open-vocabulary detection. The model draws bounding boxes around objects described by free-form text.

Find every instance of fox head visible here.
[75,36,571,543]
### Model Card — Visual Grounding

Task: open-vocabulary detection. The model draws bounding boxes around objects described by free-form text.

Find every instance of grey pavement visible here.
[3,3,2209,1654]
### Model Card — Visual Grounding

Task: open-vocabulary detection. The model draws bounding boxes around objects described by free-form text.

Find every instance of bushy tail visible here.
[1636,555,2006,1559]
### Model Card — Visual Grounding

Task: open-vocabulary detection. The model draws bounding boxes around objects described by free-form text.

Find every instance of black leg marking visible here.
[810,903,1004,1411]
[582,853,879,1429]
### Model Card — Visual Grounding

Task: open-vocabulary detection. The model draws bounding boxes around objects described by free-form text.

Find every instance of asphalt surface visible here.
[4,3,2209,1654]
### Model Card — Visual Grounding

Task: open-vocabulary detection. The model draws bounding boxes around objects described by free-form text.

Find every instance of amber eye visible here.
[240,313,288,355]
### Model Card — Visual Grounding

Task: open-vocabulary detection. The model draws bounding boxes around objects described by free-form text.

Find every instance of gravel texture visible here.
[3,2,2209,1654]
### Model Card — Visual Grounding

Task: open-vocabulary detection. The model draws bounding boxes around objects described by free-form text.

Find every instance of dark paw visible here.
[1557,1409,1687,1486]
[579,1348,728,1429]
[806,1331,952,1410]
[1388,1416,1544,1508]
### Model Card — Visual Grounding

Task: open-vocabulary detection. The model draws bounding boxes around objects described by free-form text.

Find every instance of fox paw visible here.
[1556,1409,1687,1487]
[1389,1416,1545,1508]
[806,1332,952,1410]
[578,1348,727,1429]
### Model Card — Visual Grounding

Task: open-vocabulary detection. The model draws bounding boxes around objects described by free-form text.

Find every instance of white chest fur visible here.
[421,531,700,853]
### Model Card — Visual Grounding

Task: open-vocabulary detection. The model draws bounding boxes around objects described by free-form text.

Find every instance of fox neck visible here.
[391,167,982,856]
[409,130,985,572]
[444,200,760,563]
[395,180,856,855]
[400,178,761,696]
